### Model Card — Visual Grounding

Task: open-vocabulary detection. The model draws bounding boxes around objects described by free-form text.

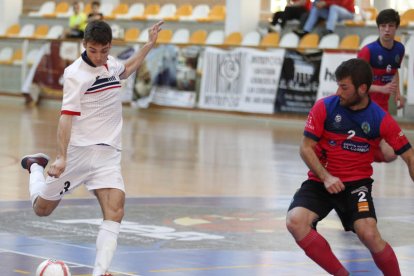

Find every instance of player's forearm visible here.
[121,42,155,79]
[369,84,392,94]
[300,144,330,182]
[56,115,72,160]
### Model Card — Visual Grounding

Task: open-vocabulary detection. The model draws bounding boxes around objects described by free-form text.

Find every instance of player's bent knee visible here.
[33,198,60,217]
[286,212,303,234]
[356,228,381,244]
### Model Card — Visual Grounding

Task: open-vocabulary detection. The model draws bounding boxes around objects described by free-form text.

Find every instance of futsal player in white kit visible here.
[21,20,163,276]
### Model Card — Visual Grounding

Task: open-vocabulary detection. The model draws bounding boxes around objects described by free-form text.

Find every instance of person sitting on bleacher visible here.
[293,0,355,37]
[269,0,311,32]
[66,1,87,38]
[88,1,104,23]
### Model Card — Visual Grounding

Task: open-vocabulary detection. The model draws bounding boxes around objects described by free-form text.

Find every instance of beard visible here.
[339,93,363,108]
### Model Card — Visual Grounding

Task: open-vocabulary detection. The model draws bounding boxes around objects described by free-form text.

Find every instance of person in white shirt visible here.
[21,19,163,276]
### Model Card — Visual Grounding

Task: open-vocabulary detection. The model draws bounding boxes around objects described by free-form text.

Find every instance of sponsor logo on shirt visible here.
[342,140,370,153]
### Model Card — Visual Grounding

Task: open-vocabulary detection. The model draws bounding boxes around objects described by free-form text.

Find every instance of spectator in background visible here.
[293,0,355,37]
[269,0,312,32]
[66,1,87,38]
[88,1,104,23]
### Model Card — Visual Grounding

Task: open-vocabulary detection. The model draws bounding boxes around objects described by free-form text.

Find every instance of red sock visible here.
[371,243,401,276]
[297,229,348,276]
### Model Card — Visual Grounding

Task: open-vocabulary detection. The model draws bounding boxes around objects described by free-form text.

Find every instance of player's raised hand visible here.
[148,21,164,45]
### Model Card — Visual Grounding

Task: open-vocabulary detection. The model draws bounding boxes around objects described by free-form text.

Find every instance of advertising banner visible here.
[274,50,322,113]
[199,47,285,114]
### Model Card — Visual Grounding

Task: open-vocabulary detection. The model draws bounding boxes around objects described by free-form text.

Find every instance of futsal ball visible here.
[36,259,71,276]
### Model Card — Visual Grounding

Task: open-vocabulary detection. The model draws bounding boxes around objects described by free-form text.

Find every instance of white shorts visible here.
[40,145,125,201]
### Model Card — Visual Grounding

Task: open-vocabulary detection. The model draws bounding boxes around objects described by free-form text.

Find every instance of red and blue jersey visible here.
[357,39,405,111]
[304,95,411,182]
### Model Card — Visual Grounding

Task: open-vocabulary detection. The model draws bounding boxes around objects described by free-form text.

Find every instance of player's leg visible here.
[92,188,125,276]
[21,153,60,216]
[346,179,400,275]
[354,218,400,276]
[286,180,349,275]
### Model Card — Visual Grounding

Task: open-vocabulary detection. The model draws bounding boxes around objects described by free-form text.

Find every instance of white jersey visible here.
[61,52,125,150]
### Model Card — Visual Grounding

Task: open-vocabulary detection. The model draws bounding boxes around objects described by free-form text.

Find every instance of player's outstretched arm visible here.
[120,21,164,80]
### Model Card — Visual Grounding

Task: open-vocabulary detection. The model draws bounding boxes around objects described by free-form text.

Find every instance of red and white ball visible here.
[36,259,71,276]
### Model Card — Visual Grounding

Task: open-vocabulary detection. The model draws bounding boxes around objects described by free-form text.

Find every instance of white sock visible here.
[29,163,45,206]
[93,220,120,276]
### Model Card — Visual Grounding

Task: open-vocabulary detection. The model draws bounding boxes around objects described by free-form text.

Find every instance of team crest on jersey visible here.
[361,122,370,134]
[395,54,401,64]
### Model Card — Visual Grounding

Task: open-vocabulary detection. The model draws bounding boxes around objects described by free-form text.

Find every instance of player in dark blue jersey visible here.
[358,9,405,162]
[287,58,414,276]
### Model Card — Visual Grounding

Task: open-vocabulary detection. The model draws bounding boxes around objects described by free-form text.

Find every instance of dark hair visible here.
[376,9,400,27]
[91,1,100,6]
[84,20,112,44]
[335,58,373,91]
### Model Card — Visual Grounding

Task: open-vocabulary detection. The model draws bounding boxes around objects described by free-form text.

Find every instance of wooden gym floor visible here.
[0,95,413,275]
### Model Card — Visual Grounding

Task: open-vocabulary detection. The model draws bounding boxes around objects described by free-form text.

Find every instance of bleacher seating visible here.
[116,3,144,20]
[260,32,280,48]
[223,32,242,46]
[106,3,129,20]
[338,34,360,50]
[241,31,261,46]
[189,30,207,44]
[18,24,35,38]
[33,24,49,39]
[171,28,190,44]
[132,4,160,20]
[298,33,319,49]
[165,4,193,21]
[28,1,55,17]
[205,30,224,45]
[279,32,299,48]
[147,4,176,20]
[5,24,20,37]
[180,4,209,21]
[157,29,173,43]
[198,5,225,22]
[124,28,140,42]
[45,25,63,39]
[318,33,340,49]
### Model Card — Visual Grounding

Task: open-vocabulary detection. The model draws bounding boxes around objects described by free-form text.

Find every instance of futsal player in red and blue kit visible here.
[358,8,405,162]
[286,58,414,276]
